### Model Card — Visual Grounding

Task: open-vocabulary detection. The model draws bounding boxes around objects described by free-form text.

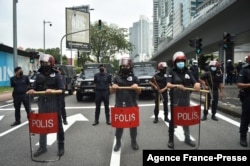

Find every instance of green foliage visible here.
[0,86,13,93]
[90,21,133,63]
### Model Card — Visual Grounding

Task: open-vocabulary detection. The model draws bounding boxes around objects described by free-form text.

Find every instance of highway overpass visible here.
[151,0,250,63]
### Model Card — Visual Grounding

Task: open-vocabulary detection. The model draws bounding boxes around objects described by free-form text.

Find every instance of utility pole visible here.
[13,0,18,68]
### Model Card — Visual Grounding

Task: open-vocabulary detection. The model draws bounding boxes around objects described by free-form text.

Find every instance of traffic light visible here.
[189,39,195,48]
[223,33,231,49]
[30,57,34,63]
[98,19,102,30]
[195,38,202,54]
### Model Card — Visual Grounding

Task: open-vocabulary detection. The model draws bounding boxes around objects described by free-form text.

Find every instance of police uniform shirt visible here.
[94,72,111,91]
[10,75,30,95]
[113,74,139,107]
[200,71,223,91]
[167,68,197,106]
[33,71,64,91]
[237,65,250,92]
[152,72,168,91]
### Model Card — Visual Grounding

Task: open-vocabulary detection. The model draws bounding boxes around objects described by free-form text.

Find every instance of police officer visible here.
[236,53,250,147]
[110,57,141,151]
[92,64,112,126]
[190,60,199,81]
[10,66,30,126]
[167,51,200,148]
[149,62,169,123]
[199,60,224,121]
[27,54,65,157]
[56,67,68,125]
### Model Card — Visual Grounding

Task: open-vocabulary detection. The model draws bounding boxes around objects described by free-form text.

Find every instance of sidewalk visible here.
[0,91,13,103]
[191,84,242,118]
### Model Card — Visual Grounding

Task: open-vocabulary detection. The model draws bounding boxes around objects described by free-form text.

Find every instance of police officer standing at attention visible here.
[110,57,141,151]
[92,64,112,126]
[27,54,65,157]
[10,66,30,126]
[56,67,68,125]
[167,51,200,148]
[149,62,169,123]
[236,53,250,147]
[199,60,223,121]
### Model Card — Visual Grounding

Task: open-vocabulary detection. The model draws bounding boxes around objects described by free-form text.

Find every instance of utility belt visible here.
[38,95,59,103]
[238,89,250,102]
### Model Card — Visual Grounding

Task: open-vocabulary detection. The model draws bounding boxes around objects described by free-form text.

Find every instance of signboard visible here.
[111,106,139,128]
[173,105,201,126]
[66,6,90,50]
[29,112,58,134]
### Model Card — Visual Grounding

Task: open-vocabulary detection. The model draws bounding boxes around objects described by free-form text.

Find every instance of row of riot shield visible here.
[28,88,208,162]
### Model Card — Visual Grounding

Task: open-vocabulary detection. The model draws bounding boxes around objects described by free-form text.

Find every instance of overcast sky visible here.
[0,0,153,56]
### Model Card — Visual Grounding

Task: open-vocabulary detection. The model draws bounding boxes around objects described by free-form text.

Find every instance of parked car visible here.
[75,63,114,101]
[132,61,157,98]
[54,65,77,95]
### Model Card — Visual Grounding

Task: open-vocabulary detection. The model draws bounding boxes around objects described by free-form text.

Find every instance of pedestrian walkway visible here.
[0,91,12,103]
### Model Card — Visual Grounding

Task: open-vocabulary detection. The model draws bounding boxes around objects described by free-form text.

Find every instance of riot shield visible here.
[28,90,62,162]
[110,86,145,128]
[171,88,208,150]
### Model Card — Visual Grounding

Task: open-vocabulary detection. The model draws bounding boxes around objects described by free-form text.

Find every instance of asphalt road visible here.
[0,93,249,166]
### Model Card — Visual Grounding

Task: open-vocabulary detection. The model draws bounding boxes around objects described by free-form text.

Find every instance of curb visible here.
[191,94,241,118]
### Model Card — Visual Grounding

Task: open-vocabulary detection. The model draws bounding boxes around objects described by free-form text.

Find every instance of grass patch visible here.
[0,86,13,93]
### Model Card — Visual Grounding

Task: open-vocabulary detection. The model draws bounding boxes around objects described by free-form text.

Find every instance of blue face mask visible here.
[210,67,217,71]
[176,62,185,69]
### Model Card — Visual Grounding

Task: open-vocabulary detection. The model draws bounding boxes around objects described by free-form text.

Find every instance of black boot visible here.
[184,138,196,147]
[58,143,64,156]
[153,117,158,123]
[114,139,121,152]
[201,115,207,121]
[168,134,174,148]
[92,120,99,126]
[240,136,248,147]
[131,139,139,150]
[33,146,47,157]
[211,114,218,121]
[164,115,170,122]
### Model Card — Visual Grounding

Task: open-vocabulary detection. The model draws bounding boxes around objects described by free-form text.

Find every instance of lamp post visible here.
[13,0,18,68]
[43,20,52,53]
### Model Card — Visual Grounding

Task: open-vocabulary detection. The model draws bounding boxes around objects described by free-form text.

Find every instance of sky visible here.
[0,0,153,56]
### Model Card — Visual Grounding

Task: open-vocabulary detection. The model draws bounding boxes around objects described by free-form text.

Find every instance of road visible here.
[0,93,249,166]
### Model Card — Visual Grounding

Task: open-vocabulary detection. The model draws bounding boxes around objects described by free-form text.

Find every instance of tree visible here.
[90,21,133,63]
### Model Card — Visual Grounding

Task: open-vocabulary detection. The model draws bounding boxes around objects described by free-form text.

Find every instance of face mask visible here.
[121,68,130,75]
[159,68,166,74]
[176,62,185,70]
[210,67,217,71]
[19,71,23,76]
[99,68,104,73]
[41,65,51,74]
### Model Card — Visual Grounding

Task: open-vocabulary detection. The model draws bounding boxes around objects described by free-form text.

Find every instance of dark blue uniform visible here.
[33,71,65,152]
[93,72,112,123]
[150,72,169,122]
[10,75,30,123]
[237,65,250,146]
[167,68,197,148]
[200,70,223,118]
[113,74,139,143]
[59,74,67,122]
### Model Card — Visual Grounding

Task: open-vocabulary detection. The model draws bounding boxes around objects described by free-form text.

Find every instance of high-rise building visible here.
[129,15,152,62]
[153,0,159,53]
[153,0,206,53]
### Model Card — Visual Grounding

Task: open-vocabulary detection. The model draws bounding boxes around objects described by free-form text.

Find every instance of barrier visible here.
[28,90,62,162]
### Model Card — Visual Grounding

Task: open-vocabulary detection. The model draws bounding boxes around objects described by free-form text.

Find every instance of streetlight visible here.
[43,20,52,53]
